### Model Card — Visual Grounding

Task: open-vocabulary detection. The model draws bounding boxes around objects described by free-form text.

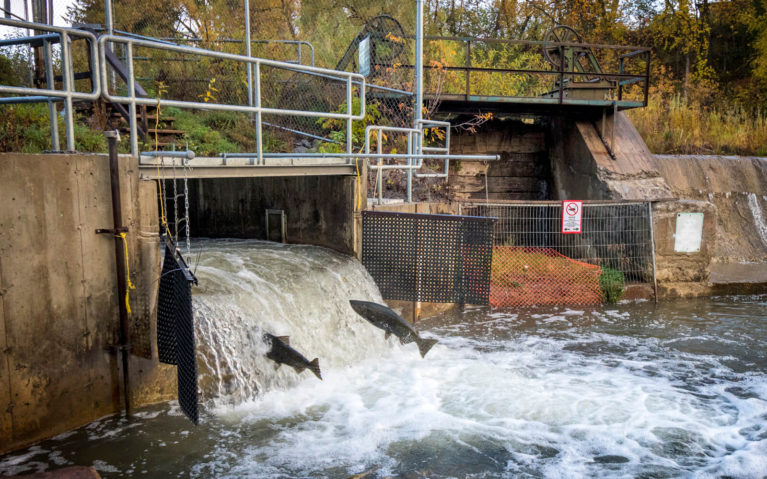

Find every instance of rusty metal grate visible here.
[362,211,495,305]
[157,241,199,424]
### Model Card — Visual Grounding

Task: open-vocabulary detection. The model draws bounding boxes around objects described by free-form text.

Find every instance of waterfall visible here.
[192,239,389,406]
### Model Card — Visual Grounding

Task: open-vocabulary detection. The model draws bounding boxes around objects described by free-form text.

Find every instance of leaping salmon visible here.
[263,333,322,380]
[349,300,438,358]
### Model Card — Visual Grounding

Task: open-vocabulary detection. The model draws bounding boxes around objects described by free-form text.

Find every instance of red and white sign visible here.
[561,200,583,234]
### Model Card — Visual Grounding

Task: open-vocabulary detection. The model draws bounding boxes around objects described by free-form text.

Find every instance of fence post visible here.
[648,201,658,303]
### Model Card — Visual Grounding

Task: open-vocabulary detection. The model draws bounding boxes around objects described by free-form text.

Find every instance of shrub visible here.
[599,268,625,303]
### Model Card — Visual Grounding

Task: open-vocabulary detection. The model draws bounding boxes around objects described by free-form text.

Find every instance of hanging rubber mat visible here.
[362,211,495,305]
[157,240,199,424]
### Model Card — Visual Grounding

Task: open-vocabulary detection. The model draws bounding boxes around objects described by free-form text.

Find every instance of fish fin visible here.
[277,336,290,345]
[416,337,438,358]
[308,358,322,380]
[384,331,391,340]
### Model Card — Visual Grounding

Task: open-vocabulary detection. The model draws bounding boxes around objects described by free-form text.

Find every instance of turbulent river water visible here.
[1,240,766,478]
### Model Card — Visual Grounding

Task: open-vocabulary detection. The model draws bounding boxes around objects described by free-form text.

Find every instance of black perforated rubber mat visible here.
[157,242,199,424]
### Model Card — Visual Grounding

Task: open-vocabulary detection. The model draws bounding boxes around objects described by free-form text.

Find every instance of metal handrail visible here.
[97,34,366,159]
[0,18,102,151]
[365,121,496,203]
[385,35,651,107]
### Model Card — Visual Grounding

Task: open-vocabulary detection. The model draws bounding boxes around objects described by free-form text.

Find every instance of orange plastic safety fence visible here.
[490,246,602,307]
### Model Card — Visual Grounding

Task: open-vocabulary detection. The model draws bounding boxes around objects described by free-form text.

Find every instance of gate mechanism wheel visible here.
[542,25,583,71]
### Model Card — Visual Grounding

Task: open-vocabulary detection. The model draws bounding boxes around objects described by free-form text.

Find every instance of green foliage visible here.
[600,268,626,304]
[316,98,382,153]
[0,56,20,86]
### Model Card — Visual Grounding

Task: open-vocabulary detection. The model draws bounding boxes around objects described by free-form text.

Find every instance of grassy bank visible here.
[628,95,767,156]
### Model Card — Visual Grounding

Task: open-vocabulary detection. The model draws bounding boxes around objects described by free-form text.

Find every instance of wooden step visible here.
[147,128,184,135]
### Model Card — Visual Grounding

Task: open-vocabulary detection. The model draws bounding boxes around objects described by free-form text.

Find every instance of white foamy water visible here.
[1,241,766,478]
[192,240,392,405]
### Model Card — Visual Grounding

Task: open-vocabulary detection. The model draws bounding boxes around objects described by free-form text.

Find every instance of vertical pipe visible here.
[60,31,75,151]
[104,0,113,36]
[104,0,115,89]
[465,40,470,100]
[126,42,138,157]
[558,45,564,104]
[23,0,34,86]
[413,0,423,204]
[643,51,651,107]
[648,201,658,303]
[105,131,133,418]
[346,75,353,157]
[415,0,423,127]
[43,38,59,150]
[254,61,262,165]
[244,0,253,110]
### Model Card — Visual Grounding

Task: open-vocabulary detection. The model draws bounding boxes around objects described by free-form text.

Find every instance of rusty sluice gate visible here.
[157,239,200,424]
[361,211,496,305]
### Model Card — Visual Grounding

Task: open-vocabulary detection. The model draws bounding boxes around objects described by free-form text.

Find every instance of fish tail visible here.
[308,358,322,380]
[416,336,438,358]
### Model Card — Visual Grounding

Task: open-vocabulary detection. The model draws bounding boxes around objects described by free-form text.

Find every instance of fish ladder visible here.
[361,211,495,305]
[157,239,199,424]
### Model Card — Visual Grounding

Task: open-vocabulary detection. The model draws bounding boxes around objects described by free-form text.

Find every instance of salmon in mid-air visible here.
[349,300,438,358]
[263,333,322,380]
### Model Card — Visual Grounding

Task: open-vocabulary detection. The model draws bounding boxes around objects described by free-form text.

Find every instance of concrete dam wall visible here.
[0,153,176,454]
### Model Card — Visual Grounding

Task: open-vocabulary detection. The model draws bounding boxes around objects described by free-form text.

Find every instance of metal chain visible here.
[183,156,191,262]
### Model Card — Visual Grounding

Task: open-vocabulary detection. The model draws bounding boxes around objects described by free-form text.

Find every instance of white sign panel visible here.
[561,200,583,234]
[674,212,704,253]
[358,36,371,77]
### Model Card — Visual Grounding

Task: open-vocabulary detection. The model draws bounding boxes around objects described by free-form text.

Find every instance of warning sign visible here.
[562,200,583,234]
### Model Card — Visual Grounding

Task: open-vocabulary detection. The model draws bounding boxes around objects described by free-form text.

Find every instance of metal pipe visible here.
[43,37,58,150]
[0,32,58,47]
[105,130,132,418]
[415,0,423,127]
[126,42,138,156]
[141,150,195,159]
[244,0,253,110]
[648,202,658,303]
[60,31,75,151]
[346,75,353,157]
[254,61,262,165]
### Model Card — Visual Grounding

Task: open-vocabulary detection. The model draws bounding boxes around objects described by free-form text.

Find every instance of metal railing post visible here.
[465,39,471,101]
[648,201,658,303]
[126,42,138,157]
[43,37,59,150]
[254,61,262,165]
[244,0,253,110]
[60,31,75,151]
[346,75,353,158]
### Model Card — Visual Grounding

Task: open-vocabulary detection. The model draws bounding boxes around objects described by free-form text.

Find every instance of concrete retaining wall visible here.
[187,174,364,257]
[0,153,176,454]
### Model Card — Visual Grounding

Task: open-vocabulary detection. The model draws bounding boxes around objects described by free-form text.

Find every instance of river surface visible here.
[1,241,766,478]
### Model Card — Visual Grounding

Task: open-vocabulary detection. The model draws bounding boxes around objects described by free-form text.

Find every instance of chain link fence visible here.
[461,201,655,307]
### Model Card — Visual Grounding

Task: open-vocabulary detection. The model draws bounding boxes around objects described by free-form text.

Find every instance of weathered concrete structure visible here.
[186,174,364,258]
[0,153,175,454]
[446,112,767,298]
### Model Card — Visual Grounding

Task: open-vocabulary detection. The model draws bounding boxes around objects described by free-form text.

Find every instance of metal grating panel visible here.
[156,242,199,424]
[362,211,495,304]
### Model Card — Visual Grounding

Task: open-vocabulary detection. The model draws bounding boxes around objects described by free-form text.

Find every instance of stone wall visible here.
[449,120,550,201]
[0,153,176,454]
